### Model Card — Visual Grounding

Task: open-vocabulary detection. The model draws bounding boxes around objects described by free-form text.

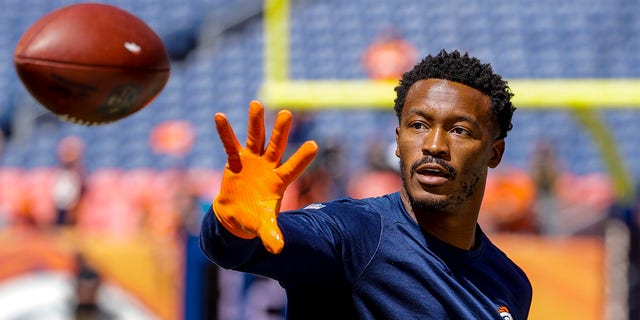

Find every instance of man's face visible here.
[395,79,504,215]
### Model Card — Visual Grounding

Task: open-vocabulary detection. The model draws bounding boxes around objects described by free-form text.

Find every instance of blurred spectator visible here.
[362,27,418,81]
[0,99,16,144]
[53,136,87,227]
[295,141,347,208]
[178,170,220,320]
[530,140,616,236]
[73,253,113,320]
[530,140,561,235]
[554,172,615,236]
[347,140,401,199]
[149,120,195,158]
[285,111,349,208]
[293,160,334,208]
[0,131,4,158]
[479,167,537,233]
[163,23,201,62]
[288,111,317,148]
[14,195,37,228]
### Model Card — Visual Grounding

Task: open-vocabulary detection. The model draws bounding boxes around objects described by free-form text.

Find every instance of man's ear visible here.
[488,139,505,168]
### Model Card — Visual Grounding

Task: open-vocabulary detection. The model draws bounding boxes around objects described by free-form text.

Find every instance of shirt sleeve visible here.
[199,198,382,286]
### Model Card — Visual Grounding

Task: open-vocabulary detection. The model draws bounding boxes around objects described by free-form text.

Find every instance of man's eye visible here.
[410,122,426,130]
[451,127,471,136]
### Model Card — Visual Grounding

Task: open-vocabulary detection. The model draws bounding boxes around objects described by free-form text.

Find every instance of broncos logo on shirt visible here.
[498,306,513,320]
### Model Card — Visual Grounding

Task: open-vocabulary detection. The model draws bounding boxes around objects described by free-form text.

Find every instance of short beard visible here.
[401,156,481,214]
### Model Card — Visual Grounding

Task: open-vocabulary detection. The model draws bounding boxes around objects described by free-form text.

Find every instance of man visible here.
[200,50,532,319]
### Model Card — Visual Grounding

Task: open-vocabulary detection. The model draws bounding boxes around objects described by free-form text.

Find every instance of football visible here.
[13,3,171,125]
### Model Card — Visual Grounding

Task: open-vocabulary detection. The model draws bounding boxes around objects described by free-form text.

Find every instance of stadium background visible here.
[0,0,638,319]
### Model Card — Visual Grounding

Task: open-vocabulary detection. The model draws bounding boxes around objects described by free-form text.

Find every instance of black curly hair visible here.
[393,49,515,139]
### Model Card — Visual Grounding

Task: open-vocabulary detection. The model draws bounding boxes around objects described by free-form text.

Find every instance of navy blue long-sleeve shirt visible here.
[200,192,532,319]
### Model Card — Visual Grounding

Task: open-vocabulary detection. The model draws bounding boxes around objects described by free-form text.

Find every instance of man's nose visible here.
[422,128,449,158]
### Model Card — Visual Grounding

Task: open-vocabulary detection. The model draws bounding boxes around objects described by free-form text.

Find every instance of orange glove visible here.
[212,100,318,254]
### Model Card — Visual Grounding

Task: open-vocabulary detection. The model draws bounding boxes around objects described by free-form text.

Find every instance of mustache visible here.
[411,156,457,179]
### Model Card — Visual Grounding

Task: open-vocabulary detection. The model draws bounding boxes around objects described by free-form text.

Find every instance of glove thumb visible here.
[258,214,284,254]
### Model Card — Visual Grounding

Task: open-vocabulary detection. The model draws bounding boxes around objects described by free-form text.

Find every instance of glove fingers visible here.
[264,110,293,164]
[246,100,266,155]
[214,113,242,173]
[277,140,318,184]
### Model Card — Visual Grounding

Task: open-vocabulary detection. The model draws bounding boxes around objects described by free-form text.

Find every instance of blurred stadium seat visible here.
[0,0,637,179]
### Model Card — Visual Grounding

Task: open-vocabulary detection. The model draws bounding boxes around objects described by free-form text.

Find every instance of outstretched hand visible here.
[212,100,318,254]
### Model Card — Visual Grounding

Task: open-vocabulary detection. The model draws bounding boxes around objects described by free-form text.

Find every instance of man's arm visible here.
[199,205,265,269]
[200,202,355,284]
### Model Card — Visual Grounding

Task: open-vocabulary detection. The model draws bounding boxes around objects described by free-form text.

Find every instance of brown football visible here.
[14,3,170,125]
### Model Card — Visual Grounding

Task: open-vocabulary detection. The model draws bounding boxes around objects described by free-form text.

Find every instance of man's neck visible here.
[400,189,479,250]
